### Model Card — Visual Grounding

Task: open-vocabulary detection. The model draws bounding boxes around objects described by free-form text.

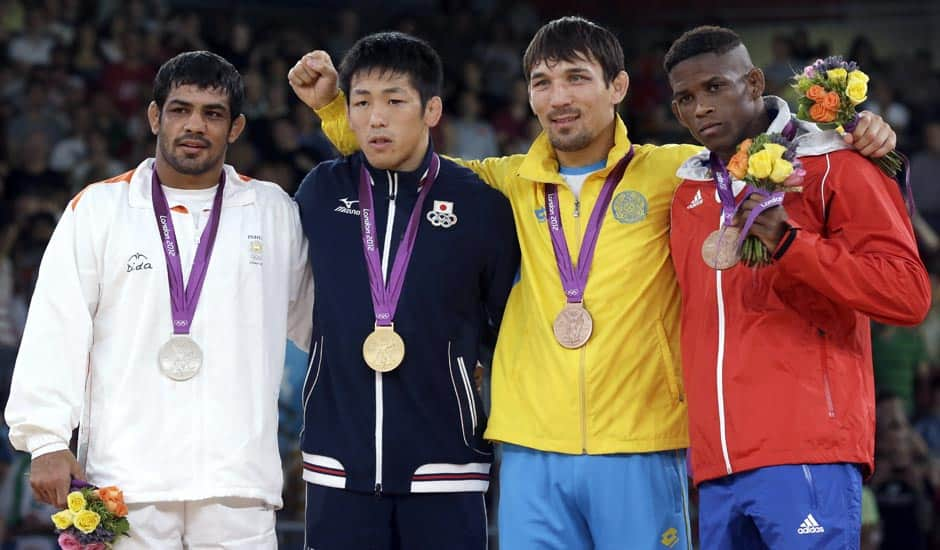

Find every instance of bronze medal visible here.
[363,324,405,372]
[701,226,741,270]
[552,302,594,349]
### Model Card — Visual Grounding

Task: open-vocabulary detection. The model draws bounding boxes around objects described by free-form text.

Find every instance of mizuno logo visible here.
[797,513,825,535]
[335,197,361,216]
[687,189,703,209]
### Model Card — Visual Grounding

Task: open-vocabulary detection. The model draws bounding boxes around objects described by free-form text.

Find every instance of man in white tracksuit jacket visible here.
[4,51,313,548]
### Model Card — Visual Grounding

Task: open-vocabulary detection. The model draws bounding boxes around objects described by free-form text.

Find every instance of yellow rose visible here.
[762,143,787,160]
[769,158,794,184]
[826,67,848,84]
[847,70,870,86]
[846,80,868,105]
[51,510,74,530]
[747,150,773,179]
[66,491,86,513]
[73,510,101,534]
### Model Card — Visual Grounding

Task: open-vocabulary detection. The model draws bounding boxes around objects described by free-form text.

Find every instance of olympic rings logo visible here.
[426,211,458,228]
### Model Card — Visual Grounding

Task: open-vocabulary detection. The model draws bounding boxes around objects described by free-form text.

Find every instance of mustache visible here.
[547,108,580,120]
[174,135,211,147]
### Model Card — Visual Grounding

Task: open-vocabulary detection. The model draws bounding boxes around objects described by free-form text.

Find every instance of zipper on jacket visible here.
[572,196,588,453]
[715,251,733,476]
[374,171,398,495]
[819,329,836,418]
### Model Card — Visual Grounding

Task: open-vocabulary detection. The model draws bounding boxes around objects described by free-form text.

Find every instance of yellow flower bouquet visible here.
[792,56,903,176]
[50,480,130,549]
[723,133,804,268]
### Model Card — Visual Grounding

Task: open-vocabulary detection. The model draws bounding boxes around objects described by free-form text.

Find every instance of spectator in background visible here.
[762,34,798,97]
[5,80,69,160]
[446,91,499,159]
[873,392,936,550]
[5,131,67,203]
[72,23,105,80]
[866,80,912,139]
[873,322,930,418]
[67,131,125,194]
[7,7,56,68]
[911,120,940,233]
[49,106,93,173]
[915,376,940,456]
[99,32,156,118]
[491,79,533,155]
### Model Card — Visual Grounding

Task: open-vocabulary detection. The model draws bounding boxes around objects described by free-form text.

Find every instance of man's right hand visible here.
[288,50,340,111]
[30,450,85,507]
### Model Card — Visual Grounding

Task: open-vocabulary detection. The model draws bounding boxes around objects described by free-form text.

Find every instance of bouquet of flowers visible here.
[792,56,902,176]
[725,132,804,268]
[50,480,130,549]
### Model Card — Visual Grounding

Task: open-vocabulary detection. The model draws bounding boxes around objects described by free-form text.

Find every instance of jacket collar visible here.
[676,96,851,182]
[517,115,633,185]
[128,158,257,209]
[359,139,436,196]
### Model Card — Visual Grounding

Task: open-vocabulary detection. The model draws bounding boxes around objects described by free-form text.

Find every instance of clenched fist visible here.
[30,449,86,507]
[288,51,341,111]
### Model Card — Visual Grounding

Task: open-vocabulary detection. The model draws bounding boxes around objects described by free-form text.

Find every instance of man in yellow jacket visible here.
[288,16,895,549]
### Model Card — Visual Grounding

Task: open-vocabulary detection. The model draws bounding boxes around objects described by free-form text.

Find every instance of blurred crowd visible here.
[0,1,937,548]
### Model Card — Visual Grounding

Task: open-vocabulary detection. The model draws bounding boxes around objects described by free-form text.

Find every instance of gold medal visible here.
[701,226,741,270]
[553,302,594,349]
[363,324,405,372]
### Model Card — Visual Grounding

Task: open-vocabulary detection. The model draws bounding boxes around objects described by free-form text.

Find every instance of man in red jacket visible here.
[665,26,932,549]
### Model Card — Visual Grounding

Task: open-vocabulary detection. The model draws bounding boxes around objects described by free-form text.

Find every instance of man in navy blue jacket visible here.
[290,32,519,549]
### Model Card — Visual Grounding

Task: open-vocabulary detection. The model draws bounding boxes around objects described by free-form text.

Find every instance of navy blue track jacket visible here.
[294,144,519,495]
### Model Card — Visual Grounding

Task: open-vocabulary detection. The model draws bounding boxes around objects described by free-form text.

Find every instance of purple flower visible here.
[82,544,107,550]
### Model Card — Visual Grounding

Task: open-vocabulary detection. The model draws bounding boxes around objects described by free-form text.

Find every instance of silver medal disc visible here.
[158,335,203,381]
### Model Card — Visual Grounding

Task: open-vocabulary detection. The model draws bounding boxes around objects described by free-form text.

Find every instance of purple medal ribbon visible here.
[359,154,440,326]
[152,170,226,335]
[709,153,783,251]
[544,147,634,304]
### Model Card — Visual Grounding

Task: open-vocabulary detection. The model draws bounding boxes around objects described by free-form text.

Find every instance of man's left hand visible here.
[842,111,896,158]
[734,193,790,251]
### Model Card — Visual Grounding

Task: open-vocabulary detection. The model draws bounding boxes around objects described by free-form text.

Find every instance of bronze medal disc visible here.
[363,325,405,372]
[701,226,741,270]
[552,302,594,349]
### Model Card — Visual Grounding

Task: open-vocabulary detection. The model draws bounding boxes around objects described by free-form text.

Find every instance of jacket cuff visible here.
[29,437,69,459]
[314,92,346,121]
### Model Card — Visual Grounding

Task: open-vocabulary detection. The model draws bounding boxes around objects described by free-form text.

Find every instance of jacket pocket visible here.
[818,329,836,418]
[302,336,324,412]
[655,319,684,403]
[448,340,488,454]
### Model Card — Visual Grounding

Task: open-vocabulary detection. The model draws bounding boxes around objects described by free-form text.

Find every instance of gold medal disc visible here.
[363,325,405,372]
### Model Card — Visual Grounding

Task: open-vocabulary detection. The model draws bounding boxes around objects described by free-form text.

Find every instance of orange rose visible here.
[95,486,128,517]
[809,102,837,123]
[806,84,827,102]
[821,91,841,111]
[727,150,749,180]
[736,138,753,155]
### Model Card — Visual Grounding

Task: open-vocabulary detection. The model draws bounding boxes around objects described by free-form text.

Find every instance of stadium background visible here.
[0,0,938,548]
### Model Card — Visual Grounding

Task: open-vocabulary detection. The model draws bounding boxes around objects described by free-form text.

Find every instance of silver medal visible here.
[158,335,203,381]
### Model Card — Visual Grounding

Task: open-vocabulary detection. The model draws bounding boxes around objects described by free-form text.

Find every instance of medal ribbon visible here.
[152,170,226,335]
[709,152,784,251]
[545,147,633,304]
[359,154,440,327]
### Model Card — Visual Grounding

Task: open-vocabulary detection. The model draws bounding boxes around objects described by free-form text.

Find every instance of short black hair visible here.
[153,51,244,119]
[338,32,443,107]
[523,16,624,85]
[664,26,743,74]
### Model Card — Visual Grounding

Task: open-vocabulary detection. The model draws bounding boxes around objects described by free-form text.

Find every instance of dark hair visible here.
[153,51,244,119]
[522,16,624,84]
[663,26,743,74]
[338,32,443,107]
